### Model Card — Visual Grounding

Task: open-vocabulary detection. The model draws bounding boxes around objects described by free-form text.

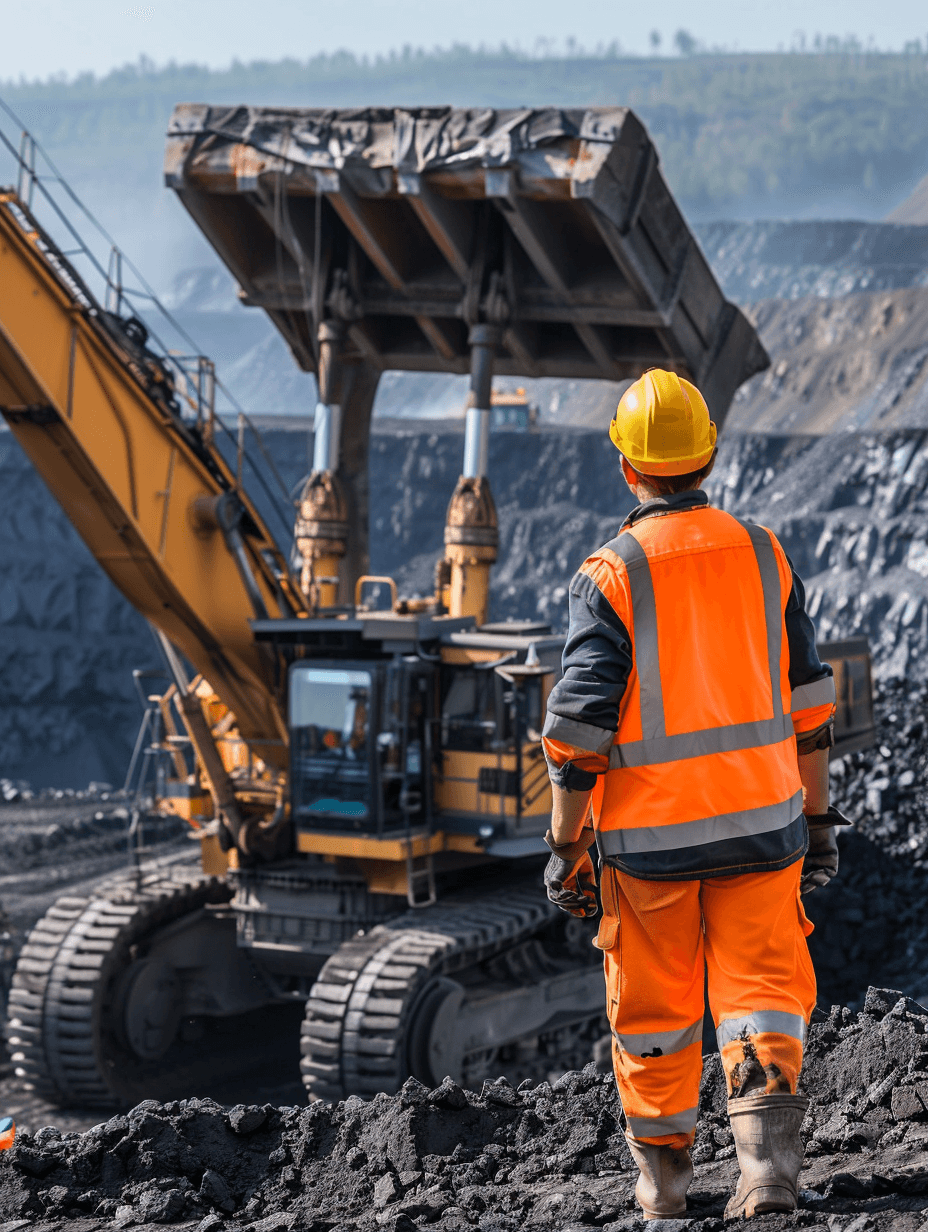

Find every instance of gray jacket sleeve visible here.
[785,559,833,689]
[542,571,632,786]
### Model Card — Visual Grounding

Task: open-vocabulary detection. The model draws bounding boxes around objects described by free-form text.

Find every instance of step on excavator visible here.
[0,106,874,1109]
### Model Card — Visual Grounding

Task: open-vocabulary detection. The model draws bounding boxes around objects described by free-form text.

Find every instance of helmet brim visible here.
[610,421,718,476]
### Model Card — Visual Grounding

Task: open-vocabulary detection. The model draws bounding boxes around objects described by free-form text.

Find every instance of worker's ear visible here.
[620,455,638,493]
[696,448,718,486]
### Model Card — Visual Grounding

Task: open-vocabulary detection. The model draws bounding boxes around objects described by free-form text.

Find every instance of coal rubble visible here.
[1,992,927,1232]
[805,678,928,1011]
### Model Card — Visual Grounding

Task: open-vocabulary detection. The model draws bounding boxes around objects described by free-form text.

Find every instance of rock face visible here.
[1,990,927,1230]
[4,419,928,784]
[695,220,928,304]
[0,425,314,788]
[0,431,158,789]
[705,430,928,682]
[728,288,928,433]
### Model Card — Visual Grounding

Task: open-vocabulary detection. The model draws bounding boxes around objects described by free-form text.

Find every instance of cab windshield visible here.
[290,667,372,822]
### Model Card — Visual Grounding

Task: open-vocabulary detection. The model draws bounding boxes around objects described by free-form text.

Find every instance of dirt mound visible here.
[696,219,928,304]
[1,990,926,1230]
[0,798,189,1029]
[887,174,928,226]
[728,288,928,434]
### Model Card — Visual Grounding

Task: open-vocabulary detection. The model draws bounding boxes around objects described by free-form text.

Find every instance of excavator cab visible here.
[290,658,434,835]
[252,609,562,859]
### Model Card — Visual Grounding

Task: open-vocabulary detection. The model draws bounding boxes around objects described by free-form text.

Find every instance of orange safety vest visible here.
[584,506,830,880]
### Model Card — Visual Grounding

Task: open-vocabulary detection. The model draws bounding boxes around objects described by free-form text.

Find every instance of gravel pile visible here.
[3,419,924,783]
[694,220,928,305]
[0,780,121,804]
[0,806,186,873]
[1,988,926,1231]
[805,677,928,1011]
[0,798,189,1026]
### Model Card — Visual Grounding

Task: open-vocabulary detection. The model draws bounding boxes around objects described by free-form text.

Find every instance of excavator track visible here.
[7,869,232,1108]
[301,879,607,1101]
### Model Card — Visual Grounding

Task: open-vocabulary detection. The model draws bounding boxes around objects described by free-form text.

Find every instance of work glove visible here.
[801,805,850,895]
[544,828,598,918]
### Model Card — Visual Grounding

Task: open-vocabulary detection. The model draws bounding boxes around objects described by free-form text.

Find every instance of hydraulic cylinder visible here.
[443,324,501,625]
[295,322,349,609]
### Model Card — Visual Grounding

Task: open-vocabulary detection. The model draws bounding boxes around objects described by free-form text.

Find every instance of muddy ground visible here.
[0,676,926,1228]
[1,991,928,1231]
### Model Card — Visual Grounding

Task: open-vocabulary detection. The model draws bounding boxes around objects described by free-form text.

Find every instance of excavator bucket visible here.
[165,105,770,577]
[165,105,769,412]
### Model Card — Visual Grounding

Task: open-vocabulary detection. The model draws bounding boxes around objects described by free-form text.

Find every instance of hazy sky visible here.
[4,0,928,81]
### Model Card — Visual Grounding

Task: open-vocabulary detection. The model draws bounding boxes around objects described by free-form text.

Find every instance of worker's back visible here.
[591,504,792,743]
[581,497,804,878]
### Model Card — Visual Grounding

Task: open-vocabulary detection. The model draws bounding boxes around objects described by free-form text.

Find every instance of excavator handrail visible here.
[0,184,295,578]
[0,96,296,543]
[0,107,313,766]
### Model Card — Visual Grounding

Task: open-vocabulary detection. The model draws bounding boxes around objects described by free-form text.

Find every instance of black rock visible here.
[199,1168,235,1213]
[227,1105,268,1135]
[137,1186,186,1223]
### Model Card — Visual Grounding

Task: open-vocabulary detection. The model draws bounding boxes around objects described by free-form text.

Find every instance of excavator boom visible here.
[0,191,304,763]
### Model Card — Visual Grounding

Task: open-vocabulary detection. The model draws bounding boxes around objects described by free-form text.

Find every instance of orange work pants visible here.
[599,860,816,1148]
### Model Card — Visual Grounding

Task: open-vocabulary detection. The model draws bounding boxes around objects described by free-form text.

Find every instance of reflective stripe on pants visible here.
[614,1019,703,1059]
[601,860,816,1147]
[626,1107,698,1140]
[716,1010,806,1050]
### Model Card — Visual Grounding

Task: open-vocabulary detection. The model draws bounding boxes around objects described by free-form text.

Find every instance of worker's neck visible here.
[632,481,702,503]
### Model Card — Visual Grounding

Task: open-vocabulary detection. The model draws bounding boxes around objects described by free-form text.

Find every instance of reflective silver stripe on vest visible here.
[605,521,787,768]
[608,713,794,769]
[716,1010,806,1049]
[626,1107,698,1139]
[543,710,616,755]
[737,520,785,718]
[613,1018,703,1059]
[597,790,803,856]
[607,533,665,740]
[790,676,836,713]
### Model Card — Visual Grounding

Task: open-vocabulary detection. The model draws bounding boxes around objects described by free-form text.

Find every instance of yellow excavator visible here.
[1,106,874,1109]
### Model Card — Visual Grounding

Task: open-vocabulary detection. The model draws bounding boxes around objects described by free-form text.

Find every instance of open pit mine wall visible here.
[1,419,926,790]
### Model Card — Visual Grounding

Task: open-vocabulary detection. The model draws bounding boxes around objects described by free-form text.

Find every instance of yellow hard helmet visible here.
[609,369,717,476]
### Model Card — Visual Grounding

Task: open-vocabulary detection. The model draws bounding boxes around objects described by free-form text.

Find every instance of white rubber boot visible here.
[724,1092,809,1220]
[625,1133,693,1220]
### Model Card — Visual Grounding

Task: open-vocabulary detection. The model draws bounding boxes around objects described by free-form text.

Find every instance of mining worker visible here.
[541,369,841,1221]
